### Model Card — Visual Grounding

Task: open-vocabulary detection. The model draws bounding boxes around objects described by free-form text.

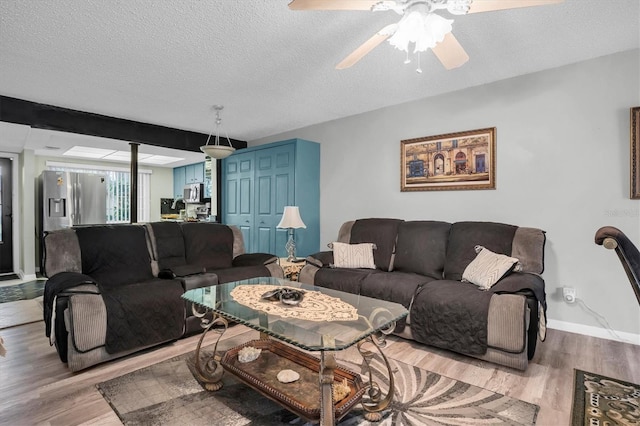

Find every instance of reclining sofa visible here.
[43,221,283,372]
[299,219,546,370]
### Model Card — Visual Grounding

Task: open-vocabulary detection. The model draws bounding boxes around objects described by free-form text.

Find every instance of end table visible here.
[279,258,305,281]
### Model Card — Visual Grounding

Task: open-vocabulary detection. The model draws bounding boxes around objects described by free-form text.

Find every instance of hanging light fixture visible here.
[386,3,454,73]
[200,105,236,160]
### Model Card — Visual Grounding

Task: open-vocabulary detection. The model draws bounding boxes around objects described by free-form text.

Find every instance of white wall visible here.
[252,49,640,341]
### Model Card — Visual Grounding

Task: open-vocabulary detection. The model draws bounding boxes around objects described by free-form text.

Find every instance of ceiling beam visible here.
[0,95,247,152]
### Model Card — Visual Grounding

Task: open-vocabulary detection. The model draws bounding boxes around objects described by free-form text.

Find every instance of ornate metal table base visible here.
[357,335,395,422]
[191,305,229,391]
[190,307,396,425]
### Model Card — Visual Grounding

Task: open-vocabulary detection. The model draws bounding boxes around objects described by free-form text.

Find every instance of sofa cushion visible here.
[213,265,272,284]
[462,245,520,290]
[181,223,234,270]
[350,218,403,271]
[330,242,376,269]
[148,222,187,270]
[75,225,154,289]
[393,221,451,279]
[313,268,377,294]
[410,279,493,355]
[444,222,518,281]
[361,271,433,333]
[361,271,433,309]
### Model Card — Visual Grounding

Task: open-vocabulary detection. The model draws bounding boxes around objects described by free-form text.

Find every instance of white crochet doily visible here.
[230,285,358,322]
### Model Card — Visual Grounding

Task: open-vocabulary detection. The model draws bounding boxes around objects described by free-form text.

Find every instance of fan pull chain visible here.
[404,50,411,64]
[416,52,422,74]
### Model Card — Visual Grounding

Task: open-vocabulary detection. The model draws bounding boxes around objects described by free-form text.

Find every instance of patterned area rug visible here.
[0,280,45,303]
[571,369,640,425]
[97,338,539,425]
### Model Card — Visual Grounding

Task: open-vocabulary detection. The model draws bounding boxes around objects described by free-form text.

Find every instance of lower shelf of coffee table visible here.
[220,339,365,422]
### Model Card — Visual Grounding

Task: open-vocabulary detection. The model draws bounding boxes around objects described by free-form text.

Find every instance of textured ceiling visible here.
[0,0,639,163]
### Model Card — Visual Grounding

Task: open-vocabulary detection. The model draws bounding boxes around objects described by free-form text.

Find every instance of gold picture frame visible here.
[631,107,640,199]
[401,127,496,192]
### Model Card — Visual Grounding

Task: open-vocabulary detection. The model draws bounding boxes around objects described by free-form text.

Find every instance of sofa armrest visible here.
[233,253,278,267]
[306,251,334,268]
[44,272,98,337]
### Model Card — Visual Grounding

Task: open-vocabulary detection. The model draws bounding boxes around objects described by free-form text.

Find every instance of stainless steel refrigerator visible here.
[40,170,108,232]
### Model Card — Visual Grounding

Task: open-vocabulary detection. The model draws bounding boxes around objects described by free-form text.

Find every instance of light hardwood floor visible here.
[1,315,639,425]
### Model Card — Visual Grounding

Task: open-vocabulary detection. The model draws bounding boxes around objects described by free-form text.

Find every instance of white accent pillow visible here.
[330,242,376,269]
[462,245,520,290]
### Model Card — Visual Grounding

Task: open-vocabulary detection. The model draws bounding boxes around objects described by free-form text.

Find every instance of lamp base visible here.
[285,231,296,262]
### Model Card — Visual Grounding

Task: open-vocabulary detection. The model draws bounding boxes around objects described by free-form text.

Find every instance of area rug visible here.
[0,280,45,303]
[97,339,539,425]
[571,369,640,425]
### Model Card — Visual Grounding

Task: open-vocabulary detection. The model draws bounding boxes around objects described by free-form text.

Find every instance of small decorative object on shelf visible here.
[280,258,305,281]
[333,378,351,402]
[237,346,261,363]
[276,369,300,383]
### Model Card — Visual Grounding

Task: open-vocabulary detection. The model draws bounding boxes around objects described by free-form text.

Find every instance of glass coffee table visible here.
[182,277,408,426]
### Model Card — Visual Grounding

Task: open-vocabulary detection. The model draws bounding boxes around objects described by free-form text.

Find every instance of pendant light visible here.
[200,105,236,160]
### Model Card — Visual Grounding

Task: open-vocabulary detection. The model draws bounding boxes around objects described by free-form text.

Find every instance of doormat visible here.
[0,280,45,303]
[97,340,539,425]
[571,369,640,425]
[0,274,19,282]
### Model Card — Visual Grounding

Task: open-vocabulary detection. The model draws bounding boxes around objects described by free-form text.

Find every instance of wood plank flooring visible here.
[1,316,639,425]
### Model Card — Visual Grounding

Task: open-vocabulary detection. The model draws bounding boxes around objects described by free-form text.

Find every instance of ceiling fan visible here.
[288,0,563,72]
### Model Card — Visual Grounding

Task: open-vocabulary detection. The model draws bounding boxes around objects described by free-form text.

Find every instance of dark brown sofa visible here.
[299,218,546,370]
[43,221,283,372]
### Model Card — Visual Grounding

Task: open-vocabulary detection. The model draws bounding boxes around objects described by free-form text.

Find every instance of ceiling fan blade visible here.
[288,0,380,11]
[468,0,563,14]
[431,33,469,70]
[336,25,396,69]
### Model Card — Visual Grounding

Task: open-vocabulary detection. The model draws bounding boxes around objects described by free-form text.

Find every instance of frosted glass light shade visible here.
[277,206,306,229]
[200,145,235,160]
[388,11,453,53]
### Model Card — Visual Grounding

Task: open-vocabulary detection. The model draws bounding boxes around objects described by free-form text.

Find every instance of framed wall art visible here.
[401,127,496,192]
[631,106,640,199]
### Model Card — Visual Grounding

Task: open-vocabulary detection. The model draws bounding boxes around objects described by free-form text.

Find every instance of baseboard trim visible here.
[18,272,37,281]
[547,319,640,346]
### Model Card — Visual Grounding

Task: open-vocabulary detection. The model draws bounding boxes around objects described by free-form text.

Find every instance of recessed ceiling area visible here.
[0,0,638,157]
[62,146,184,165]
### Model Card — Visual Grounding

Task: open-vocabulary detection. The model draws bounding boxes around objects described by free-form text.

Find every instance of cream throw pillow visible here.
[330,242,376,269]
[462,245,520,290]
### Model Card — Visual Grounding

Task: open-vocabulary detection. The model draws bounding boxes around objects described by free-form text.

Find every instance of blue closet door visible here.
[254,144,294,254]
[223,151,254,247]
[222,139,319,257]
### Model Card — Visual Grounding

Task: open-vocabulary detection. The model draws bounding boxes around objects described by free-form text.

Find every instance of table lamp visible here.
[276,206,306,261]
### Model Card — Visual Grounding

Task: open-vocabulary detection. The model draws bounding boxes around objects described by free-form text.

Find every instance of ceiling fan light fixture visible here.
[200,105,236,160]
[388,10,453,53]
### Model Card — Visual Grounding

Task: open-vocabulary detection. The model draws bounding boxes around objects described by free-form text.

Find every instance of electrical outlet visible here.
[563,287,576,304]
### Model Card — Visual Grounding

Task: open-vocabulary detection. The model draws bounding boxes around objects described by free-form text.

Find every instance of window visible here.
[47,162,151,223]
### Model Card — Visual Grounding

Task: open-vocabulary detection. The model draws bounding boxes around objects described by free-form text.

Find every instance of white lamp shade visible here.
[277,206,306,229]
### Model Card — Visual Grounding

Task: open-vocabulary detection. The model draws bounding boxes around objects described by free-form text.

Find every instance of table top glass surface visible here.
[182,277,408,351]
